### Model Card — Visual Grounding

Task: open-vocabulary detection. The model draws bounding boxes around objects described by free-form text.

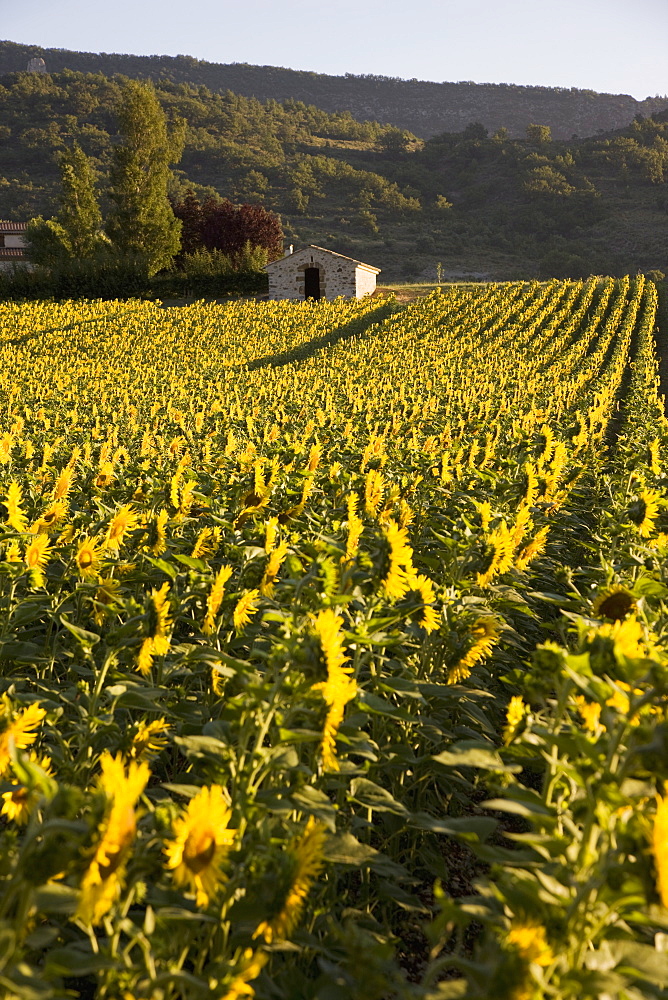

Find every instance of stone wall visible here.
[267,247,378,300]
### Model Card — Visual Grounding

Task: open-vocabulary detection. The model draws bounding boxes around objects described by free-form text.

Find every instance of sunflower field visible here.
[1,277,668,1000]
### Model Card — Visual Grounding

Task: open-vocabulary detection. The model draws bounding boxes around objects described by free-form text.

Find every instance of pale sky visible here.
[3,0,667,99]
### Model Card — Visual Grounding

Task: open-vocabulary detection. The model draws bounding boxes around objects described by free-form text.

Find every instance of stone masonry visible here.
[265,245,380,300]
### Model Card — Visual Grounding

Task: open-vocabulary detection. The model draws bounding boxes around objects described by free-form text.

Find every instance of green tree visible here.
[106,80,185,275]
[526,123,552,144]
[462,122,488,140]
[379,126,412,153]
[58,142,105,257]
[25,142,107,266]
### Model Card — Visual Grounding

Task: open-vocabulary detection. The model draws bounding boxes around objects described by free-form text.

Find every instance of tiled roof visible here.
[0,222,28,233]
[0,248,26,258]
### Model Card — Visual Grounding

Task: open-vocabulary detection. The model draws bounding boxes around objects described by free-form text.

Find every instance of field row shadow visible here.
[241,301,398,372]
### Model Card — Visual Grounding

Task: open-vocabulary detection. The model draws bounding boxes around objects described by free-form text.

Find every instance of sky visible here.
[3,0,667,99]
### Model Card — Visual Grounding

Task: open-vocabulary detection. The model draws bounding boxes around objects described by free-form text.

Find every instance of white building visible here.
[0,222,28,273]
[265,245,380,301]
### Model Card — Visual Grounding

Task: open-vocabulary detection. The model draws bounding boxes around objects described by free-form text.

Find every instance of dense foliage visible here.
[171,192,283,261]
[0,69,667,279]
[1,39,667,139]
[1,280,668,998]
[104,79,184,276]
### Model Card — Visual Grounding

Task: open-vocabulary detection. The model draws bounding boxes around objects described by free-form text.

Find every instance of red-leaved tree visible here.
[172,192,284,261]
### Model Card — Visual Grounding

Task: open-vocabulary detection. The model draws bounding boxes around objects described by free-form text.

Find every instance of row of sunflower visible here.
[0,278,667,999]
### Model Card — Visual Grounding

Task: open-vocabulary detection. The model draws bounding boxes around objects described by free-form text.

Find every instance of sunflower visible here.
[218,949,268,1000]
[105,504,140,552]
[344,495,364,563]
[24,534,51,587]
[5,481,28,532]
[137,583,173,676]
[191,525,221,560]
[52,465,75,502]
[1,752,54,824]
[76,754,150,925]
[95,461,115,489]
[503,696,526,745]
[628,489,662,538]
[515,525,550,571]
[165,785,237,907]
[506,921,554,967]
[76,537,103,579]
[573,695,603,734]
[0,703,47,777]
[382,518,415,600]
[405,573,440,633]
[130,718,170,759]
[144,508,169,556]
[605,680,644,719]
[650,438,661,476]
[31,499,68,535]
[653,793,668,908]
[592,584,636,622]
[311,608,357,771]
[233,589,260,632]
[260,542,288,597]
[203,565,234,634]
[472,500,493,533]
[264,516,279,554]
[448,617,501,685]
[588,616,646,662]
[92,576,123,625]
[364,468,384,518]
[306,442,322,473]
[476,521,514,587]
[4,540,21,563]
[254,817,327,943]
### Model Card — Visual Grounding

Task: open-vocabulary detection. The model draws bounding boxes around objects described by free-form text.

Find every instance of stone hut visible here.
[265,245,380,300]
[0,222,28,272]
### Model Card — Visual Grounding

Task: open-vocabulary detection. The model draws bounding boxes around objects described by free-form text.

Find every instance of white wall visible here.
[355,266,378,298]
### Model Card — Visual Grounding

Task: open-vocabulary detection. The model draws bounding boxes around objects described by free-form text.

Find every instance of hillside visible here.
[1,38,667,140]
[0,68,667,281]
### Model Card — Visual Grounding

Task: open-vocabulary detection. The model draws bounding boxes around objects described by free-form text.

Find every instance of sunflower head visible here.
[593,585,637,622]
[165,784,237,907]
[76,537,102,578]
[628,489,662,538]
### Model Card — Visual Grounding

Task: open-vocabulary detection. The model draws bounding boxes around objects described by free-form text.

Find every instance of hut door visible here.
[304,267,321,300]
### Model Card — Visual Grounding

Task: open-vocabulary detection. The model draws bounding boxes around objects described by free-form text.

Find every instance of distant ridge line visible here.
[1,39,667,139]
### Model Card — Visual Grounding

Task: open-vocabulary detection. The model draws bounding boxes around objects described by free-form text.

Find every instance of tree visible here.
[106,80,185,275]
[379,126,412,154]
[526,123,552,144]
[435,194,454,211]
[25,142,107,265]
[171,190,204,255]
[172,193,284,262]
[57,142,105,257]
[462,122,488,140]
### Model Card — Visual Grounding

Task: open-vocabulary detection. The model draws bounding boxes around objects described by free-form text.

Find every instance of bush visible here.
[0,256,151,301]
[0,247,269,301]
